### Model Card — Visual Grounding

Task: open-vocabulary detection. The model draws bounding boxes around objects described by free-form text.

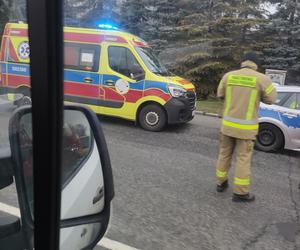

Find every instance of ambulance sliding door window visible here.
[64,43,100,72]
[108,46,144,79]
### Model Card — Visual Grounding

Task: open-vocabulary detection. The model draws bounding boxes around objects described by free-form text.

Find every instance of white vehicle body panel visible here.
[259,86,300,151]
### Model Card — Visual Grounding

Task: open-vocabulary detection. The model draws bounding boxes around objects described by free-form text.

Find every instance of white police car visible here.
[257,85,300,152]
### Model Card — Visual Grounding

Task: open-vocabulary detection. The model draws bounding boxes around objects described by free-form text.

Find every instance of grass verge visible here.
[196,99,223,115]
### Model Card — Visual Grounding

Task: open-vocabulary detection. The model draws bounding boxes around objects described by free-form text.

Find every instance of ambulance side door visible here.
[100,43,145,110]
[63,42,103,110]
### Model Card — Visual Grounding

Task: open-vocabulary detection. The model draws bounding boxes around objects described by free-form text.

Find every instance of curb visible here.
[195,110,222,118]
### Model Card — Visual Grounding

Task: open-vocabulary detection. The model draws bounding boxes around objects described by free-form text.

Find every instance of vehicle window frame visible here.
[64,42,101,72]
[297,93,300,111]
[27,0,64,249]
[107,45,144,80]
[135,46,169,76]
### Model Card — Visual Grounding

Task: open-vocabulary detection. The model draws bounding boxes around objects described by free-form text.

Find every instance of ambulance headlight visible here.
[168,85,187,98]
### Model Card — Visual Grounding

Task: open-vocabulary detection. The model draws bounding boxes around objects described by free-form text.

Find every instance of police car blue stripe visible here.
[259,107,300,129]
[259,108,281,120]
[280,113,300,129]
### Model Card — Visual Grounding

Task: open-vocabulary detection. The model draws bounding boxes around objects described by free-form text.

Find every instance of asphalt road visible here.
[0,106,300,250]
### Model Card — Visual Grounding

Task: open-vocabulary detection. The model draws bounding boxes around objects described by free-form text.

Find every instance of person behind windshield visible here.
[215,52,277,202]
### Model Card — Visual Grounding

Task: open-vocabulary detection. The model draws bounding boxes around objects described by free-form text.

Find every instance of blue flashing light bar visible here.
[98,24,119,30]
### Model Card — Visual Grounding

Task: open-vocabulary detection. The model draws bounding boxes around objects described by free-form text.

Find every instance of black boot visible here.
[232,193,255,202]
[217,180,229,192]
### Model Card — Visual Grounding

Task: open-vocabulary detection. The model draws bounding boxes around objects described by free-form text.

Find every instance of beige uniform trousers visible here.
[216,133,255,195]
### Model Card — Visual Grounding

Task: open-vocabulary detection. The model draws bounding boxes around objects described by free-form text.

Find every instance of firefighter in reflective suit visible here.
[216,52,277,202]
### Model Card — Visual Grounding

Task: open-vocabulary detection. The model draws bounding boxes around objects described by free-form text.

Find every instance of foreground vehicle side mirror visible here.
[8,105,114,250]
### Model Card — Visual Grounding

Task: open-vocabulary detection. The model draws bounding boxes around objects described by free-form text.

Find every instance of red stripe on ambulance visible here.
[64,33,127,44]
[6,75,30,87]
[64,82,99,98]
[9,40,19,62]
[5,28,28,37]
[124,90,143,103]
[104,88,124,102]
[144,89,171,102]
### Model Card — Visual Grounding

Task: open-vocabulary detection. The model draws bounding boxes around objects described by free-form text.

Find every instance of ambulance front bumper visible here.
[164,92,196,124]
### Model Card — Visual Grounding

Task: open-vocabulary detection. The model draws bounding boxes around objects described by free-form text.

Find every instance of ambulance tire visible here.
[139,104,167,132]
[256,123,284,152]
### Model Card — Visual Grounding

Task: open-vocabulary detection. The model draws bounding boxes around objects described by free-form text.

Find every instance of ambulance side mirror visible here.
[130,65,145,81]
[8,105,114,249]
[130,72,145,81]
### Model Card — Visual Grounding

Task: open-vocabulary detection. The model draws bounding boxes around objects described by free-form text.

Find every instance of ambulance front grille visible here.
[186,91,196,110]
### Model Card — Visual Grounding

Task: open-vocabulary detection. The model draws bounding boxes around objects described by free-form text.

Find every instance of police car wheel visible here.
[139,104,166,132]
[256,123,284,152]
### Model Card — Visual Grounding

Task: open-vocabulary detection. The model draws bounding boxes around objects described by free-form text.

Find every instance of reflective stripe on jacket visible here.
[217,60,277,140]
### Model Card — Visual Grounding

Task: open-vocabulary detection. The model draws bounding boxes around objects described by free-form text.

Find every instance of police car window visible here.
[64,43,100,72]
[275,92,290,105]
[108,46,143,79]
[282,93,298,109]
[297,94,300,110]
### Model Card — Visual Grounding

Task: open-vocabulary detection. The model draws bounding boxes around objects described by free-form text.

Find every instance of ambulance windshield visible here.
[135,47,170,76]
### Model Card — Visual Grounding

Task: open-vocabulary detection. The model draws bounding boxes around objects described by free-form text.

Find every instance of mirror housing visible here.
[0,175,13,190]
[0,215,21,239]
[8,105,114,249]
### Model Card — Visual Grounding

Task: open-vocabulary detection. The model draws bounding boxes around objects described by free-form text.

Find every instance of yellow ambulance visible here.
[0,23,196,131]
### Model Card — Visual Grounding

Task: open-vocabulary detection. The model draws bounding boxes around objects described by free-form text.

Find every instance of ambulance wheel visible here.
[256,123,284,152]
[139,104,167,132]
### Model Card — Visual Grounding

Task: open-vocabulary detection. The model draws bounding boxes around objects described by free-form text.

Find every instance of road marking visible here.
[98,238,140,250]
[0,202,140,250]
[0,202,20,217]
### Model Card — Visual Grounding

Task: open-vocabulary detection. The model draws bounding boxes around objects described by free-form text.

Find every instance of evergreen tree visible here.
[173,0,268,98]
[0,0,9,34]
[262,0,300,82]
[120,0,148,36]
[64,0,119,28]
[120,0,184,52]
